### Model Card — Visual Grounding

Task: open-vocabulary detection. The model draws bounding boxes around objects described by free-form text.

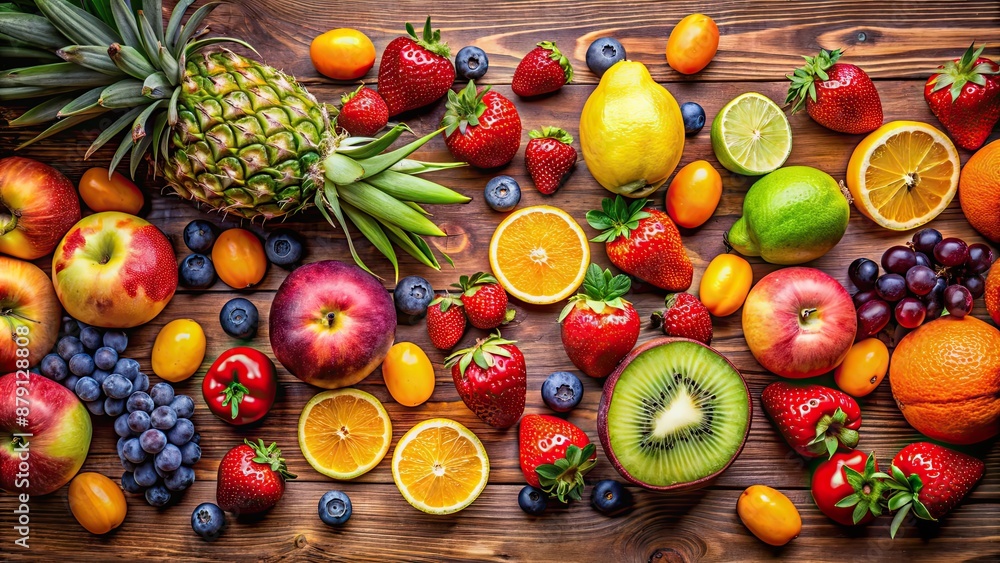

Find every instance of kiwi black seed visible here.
[601,339,750,489]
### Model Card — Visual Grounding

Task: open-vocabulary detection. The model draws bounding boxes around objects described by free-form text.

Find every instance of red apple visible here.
[0,157,81,260]
[270,260,395,389]
[742,267,857,378]
[52,212,177,328]
[0,257,61,372]
[0,372,92,495]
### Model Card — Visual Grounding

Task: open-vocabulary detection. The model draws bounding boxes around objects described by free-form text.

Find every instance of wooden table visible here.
[3,1,1000,561]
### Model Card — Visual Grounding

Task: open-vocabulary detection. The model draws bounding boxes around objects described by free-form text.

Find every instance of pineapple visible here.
[0,0,469,278]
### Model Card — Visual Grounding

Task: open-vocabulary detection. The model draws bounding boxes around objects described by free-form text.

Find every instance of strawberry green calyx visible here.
[340,84,366,105]
[405,17,451,59]
[586,195,651,243]
[529,126,573,145]
[537,41,574,84]
[453,271,499,296]
[929,42,1000,102]
[429,293,463,313]
[834,451,887,525]
[785,48,844,113]
[807,407,860,459]
[535,444,597,502]
[246,439,297,480]
[881,464,937,538]
[559,263,631,321]
[442,80,490,136]
[445,331,517,376]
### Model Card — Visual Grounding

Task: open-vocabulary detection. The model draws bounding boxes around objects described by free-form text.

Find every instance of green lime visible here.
[726,166,849,265]
[711,92,792,176]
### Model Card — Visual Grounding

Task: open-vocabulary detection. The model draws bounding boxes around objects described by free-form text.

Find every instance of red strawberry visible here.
[786,48,883,134]
[761,382,862,459]
[446,332,526,428]
[518,414,596,502]
[426,293,466,350]
[216,439,296,515]
[377,17,455,117]
[651,293,713,344]
[559,264,639,378]
[453,272,514,329]
[512,41,573,97]
[924,43,1000,150]
[337,86,388,137]
[883,442,985,537]
[525,127,577,194]
[441,80,521,168]
[587,196,693,291]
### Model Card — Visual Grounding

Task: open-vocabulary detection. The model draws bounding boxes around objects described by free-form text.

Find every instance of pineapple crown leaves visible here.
[586,195,651,243]
[559,263,631,321]
[929,42,999,102]
[442,79,489,136]
[529,126,573,144]
[881,462,937,538]
[429,292,464,313]
[453,271,499,296]
[785,48,845,113]
[833,451,888,525]
[444,331,516,376]
[405,16,450,59]
[536,40,573,84]
[806,407,860,459]
[534,443,596,503]
[245,438,297,481]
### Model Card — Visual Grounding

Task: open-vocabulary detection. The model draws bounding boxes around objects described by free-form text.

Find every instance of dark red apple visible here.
[0,157,81,260]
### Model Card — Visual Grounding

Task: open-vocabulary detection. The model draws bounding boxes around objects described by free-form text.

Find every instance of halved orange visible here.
[488,205,590,304]
[391,418,489,515]
[298,389,392,480]
[846,121,960,230]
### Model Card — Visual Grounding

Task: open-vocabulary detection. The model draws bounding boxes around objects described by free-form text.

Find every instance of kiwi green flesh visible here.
[605,340,749,488]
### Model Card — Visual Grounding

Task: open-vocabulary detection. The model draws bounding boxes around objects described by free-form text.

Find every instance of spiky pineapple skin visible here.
[163,51,332,220]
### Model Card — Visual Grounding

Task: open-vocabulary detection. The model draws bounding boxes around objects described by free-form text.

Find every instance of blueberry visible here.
[484,175,521,212]
[69,353,95,377]
[57,336,84,360]
[63,375,80,394]
[165,465,195,491]
[219,297,259,339]
[170,395,195,419]
[586,37,627,77]
[114,413,132,438]
[191,502,226,540]
[191,433,201,445]
[127,391,154,414]
[155,444,183,473]
[264,228,305,269]
[74,376,101,402]
[150,405,178,430]
[394,275,434,324]
[132,372,149,393]
[183,220,217,254]
[540,371,584,413]
[154,462,174,480]
[318,490,353,526]
[150,382,175,407]
[40,354,68,381]
[590,479,632,516]
[179,254,217,289]
[114,358,141,379]
[455,46,489,80]
[680,102,706,136]
[103,331,128,353]
[121,471,143,494]
[93,346,118,371]
[104,397,126,416]
[140,428,167,454]
[128,410,151,434]
[102,373,133,400]
[123,437,147,463]
[518,485,547,515]
[145,485,172,507]
[180,441,202,465]
[116,437,128,465]
[92,369,110,386]
[166,418,195,445]
[61,317,82,337]
[79,327,103,351]
[134,461,158,487]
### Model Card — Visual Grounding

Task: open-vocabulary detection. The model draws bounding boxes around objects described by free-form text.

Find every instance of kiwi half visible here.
[598,337,751,491]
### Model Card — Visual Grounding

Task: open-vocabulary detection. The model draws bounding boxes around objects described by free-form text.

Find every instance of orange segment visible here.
[391,418,489,514]
[489,205,590,304]
[846,121,959,230]
[297,389,392,479]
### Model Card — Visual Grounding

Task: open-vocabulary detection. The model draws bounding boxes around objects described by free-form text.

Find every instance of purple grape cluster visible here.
[849,228,994,337]
[115,381,201,507]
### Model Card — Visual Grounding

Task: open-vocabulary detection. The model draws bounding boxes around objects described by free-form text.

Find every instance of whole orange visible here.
[959,139,1000,242]
[987,261,1000,325]
[890,315,1000,445]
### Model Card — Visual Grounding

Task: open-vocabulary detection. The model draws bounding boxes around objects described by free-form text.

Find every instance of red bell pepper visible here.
[203,347,277,425]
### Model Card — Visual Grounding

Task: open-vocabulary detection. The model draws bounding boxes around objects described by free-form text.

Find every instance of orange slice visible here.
[297,388,392,480]
[391,418,489,514]
[488,205,590,304]
[846,121,960,230]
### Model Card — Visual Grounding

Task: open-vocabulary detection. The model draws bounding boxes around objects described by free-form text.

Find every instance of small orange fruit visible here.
[834,338,889,397]
[665,159,723,229]
[78,168,144,214]
[737,485,801,546]
[986,261,1000,325]
[890,315,1000,445]
[310,28,376,81]
[212,228,266,288]
[959,139,1000,242]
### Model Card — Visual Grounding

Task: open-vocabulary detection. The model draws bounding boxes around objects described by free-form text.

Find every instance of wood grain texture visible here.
[2,0,1000,561]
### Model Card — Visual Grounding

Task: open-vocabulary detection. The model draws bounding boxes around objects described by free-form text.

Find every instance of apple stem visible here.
[800,307,817,321]
[0,207,16,236]
[324,311,336,327]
